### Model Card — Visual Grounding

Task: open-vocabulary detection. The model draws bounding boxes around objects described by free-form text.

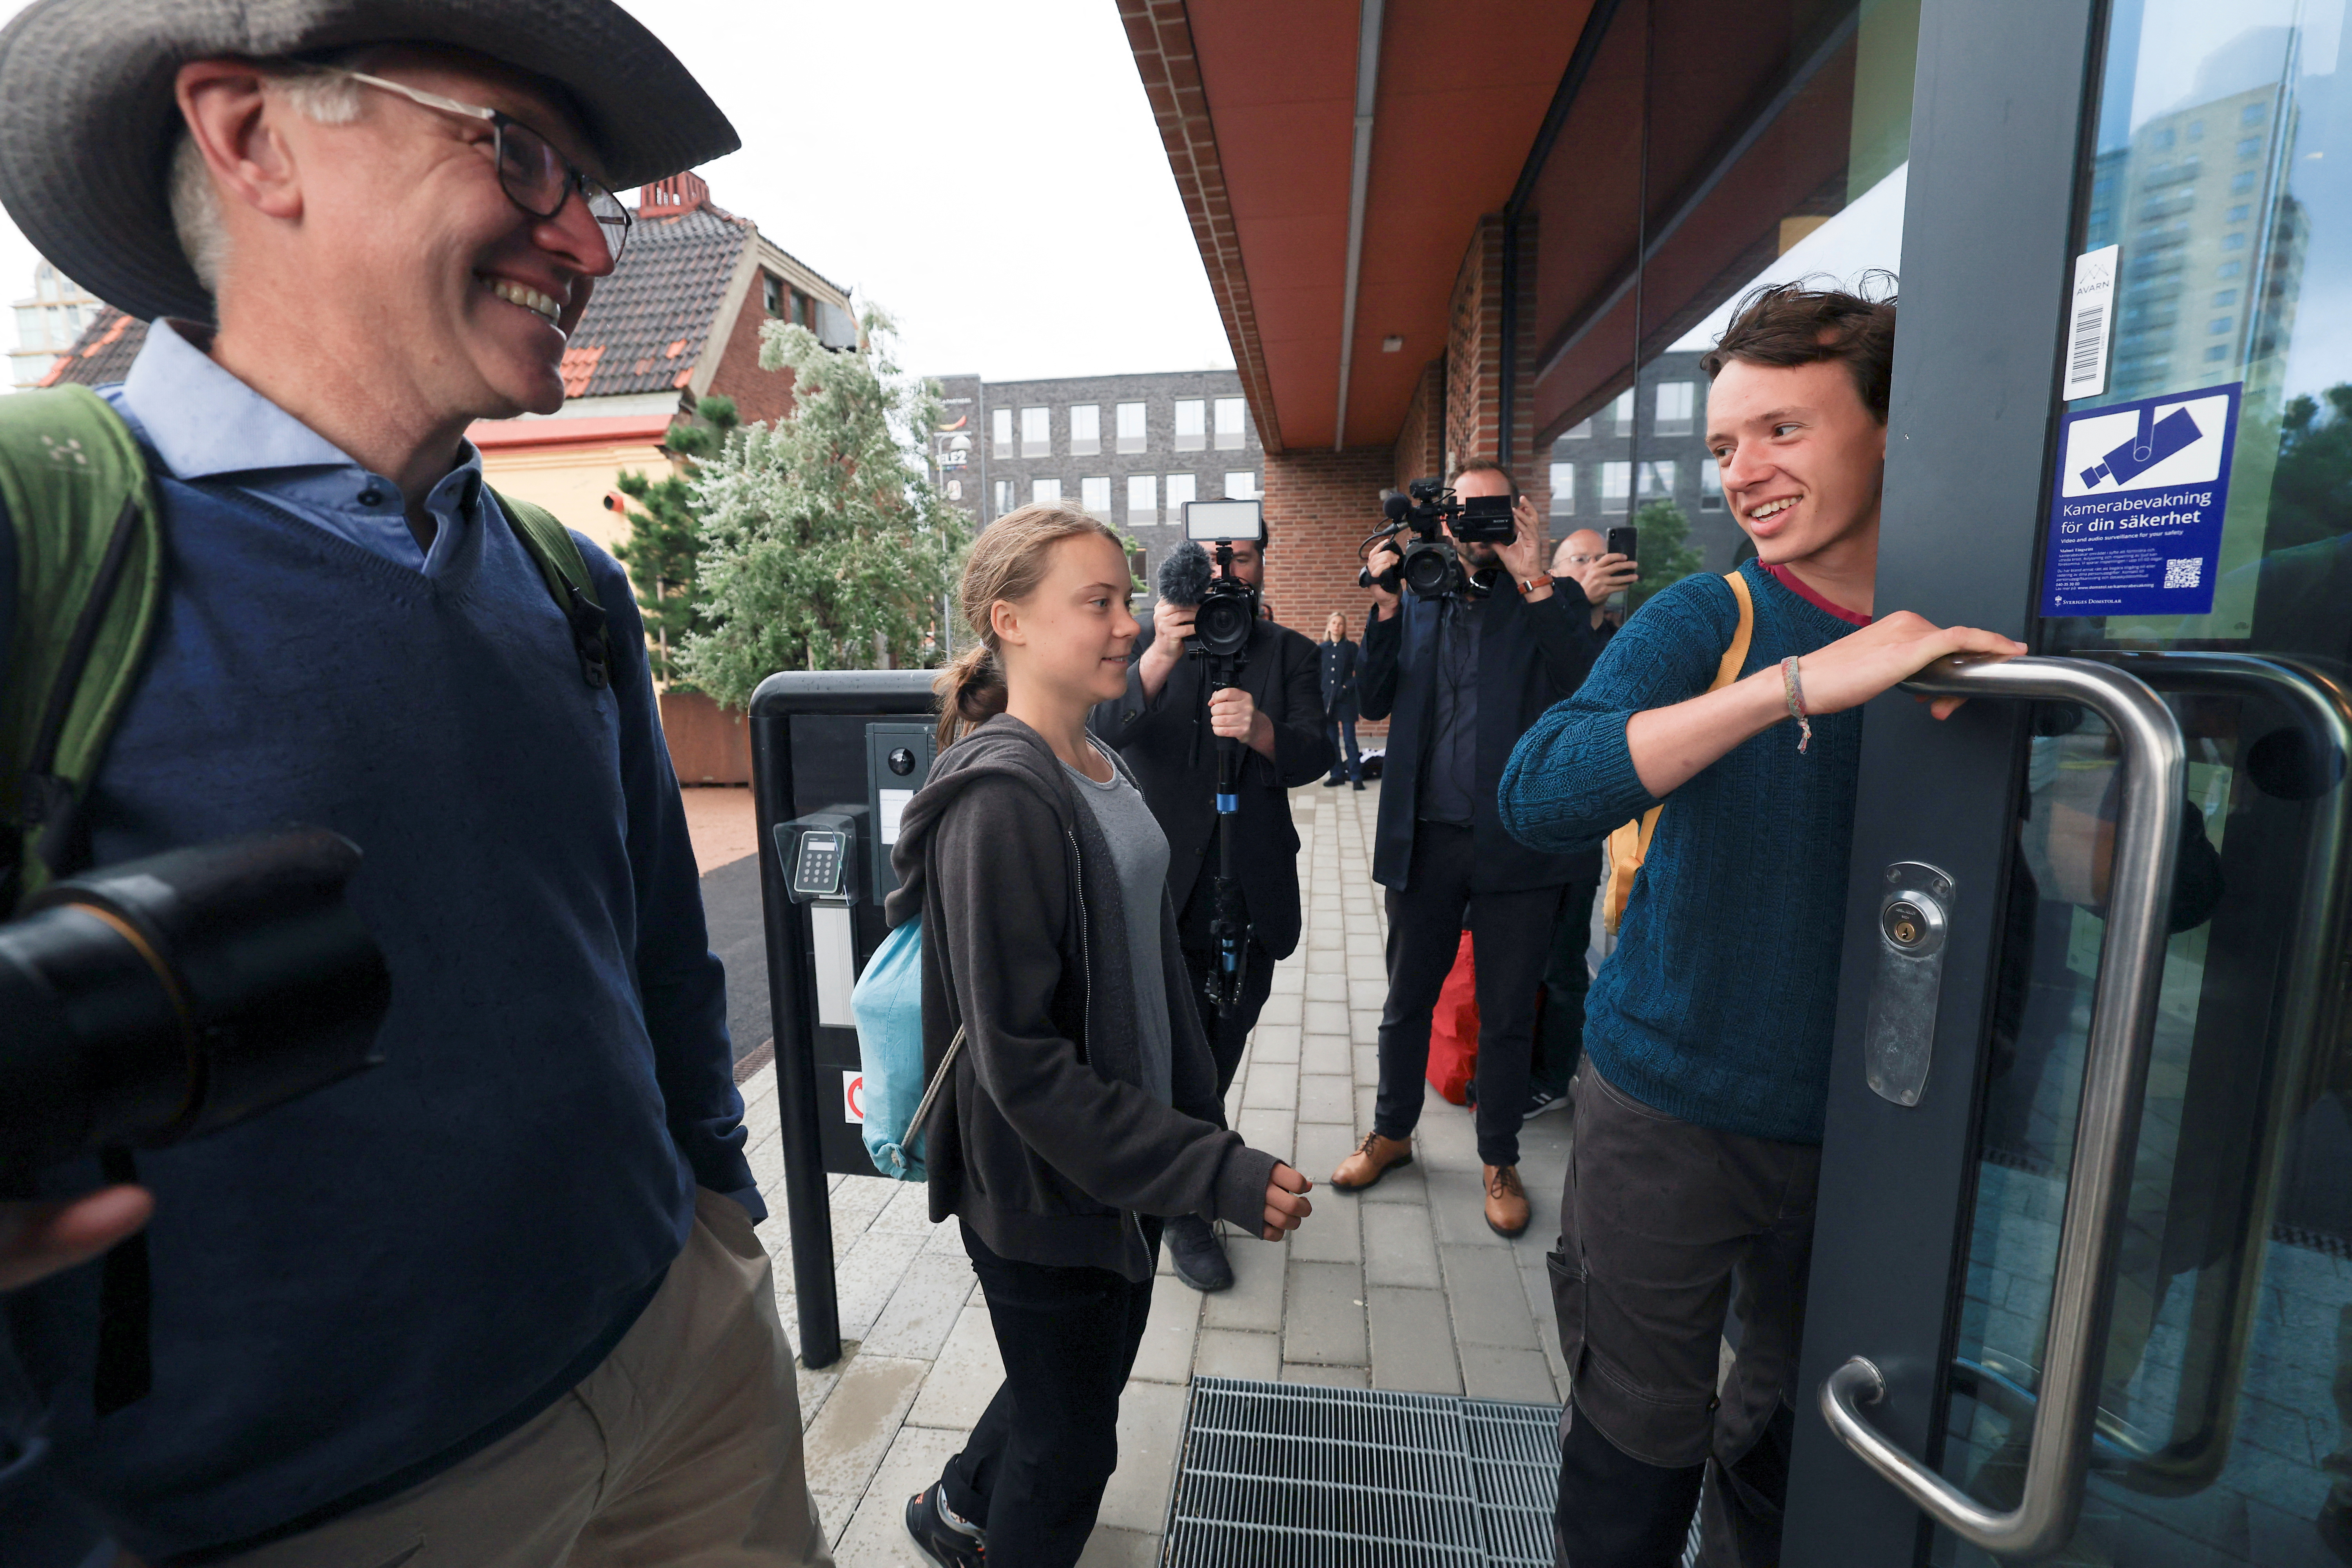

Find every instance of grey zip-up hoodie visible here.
[884,714,1280,1280]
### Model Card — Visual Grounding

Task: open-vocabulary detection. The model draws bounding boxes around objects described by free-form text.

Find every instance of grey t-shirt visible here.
[1062,742,1175,1106]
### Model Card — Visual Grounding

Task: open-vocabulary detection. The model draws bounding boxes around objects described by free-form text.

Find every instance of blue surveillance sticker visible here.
[2042,381,2240,617]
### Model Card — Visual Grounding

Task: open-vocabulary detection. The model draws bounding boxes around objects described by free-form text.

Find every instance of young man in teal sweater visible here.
[1498,285,2022,1566]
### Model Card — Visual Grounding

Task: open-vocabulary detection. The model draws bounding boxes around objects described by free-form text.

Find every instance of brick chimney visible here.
[637,170,711,217]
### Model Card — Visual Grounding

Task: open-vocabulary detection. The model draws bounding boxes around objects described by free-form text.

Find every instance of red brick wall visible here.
[1264,445,1397,740]
[1394,358,1445,493]
[705,271,800,428]
[1439,214,1549,524]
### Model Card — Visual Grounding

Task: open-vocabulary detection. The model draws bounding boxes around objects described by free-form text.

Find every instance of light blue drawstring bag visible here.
[849,919,964,1181]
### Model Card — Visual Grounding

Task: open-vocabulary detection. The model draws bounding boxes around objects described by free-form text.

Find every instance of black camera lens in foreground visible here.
[0,828,390,1172]
[1194,585,1257,661]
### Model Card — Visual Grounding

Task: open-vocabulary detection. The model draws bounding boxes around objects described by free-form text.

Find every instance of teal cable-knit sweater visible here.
[1499,559,1866,1144]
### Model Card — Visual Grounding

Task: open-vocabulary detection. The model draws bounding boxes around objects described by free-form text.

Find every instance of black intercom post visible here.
[748,670,940,1370]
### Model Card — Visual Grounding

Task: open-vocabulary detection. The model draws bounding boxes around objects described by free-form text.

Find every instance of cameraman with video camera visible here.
[1092,507,1331,1293]
[1329,461,1630,1237]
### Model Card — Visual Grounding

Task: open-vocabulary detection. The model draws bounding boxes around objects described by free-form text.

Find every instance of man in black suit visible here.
[1091,531,1332,1290]
[1329,461,1625,1238]
[1319,611,1365,789]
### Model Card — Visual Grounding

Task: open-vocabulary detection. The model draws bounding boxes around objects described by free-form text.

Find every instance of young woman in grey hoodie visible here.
[887,505,1312,1567]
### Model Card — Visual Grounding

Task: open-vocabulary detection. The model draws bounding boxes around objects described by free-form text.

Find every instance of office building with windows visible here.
[1544,348,1744,568]
[923,369,1262,599]
[9,258,101,391]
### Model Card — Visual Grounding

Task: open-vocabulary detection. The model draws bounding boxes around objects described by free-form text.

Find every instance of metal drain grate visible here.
[1159,1378,1562,1567]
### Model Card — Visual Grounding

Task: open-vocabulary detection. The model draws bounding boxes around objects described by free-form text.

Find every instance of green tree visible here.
[2265,383,2352,554]
[612,395,737,687]
[680,307,972,706]
[1629,497,1705,607]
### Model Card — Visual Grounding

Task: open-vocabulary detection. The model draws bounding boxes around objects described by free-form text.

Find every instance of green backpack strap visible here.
[0,385,166,909]
[491,488,613,690]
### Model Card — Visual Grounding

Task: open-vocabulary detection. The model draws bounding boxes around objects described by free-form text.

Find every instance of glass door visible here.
[1788,1,2352,1563]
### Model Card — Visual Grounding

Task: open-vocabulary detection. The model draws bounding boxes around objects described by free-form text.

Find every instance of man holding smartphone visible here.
[1329,462,1629,1238]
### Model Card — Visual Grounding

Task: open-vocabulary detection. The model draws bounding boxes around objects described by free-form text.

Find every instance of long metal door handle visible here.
[1821,654,2183,1561]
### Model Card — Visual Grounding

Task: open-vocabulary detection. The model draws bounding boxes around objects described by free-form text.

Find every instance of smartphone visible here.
[1605,524,1638,560]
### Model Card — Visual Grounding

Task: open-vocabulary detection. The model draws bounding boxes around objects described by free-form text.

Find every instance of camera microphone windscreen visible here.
[1383,492,1411,522]
[1158,539,1212,608]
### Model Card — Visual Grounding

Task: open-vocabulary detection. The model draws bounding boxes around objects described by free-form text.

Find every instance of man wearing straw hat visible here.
[0,3,831,1562]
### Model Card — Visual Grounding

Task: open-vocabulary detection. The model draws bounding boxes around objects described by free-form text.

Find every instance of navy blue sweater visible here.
[0,464,755,1557]
[1498,561,1864,1144]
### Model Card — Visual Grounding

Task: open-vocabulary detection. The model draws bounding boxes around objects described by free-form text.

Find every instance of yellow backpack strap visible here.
[1601,569,1755,935]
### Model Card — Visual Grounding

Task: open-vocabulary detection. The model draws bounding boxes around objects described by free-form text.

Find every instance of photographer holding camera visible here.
[0,4,829,1564]
[1329,461,1630,1237]
[1092,519,1331,1292]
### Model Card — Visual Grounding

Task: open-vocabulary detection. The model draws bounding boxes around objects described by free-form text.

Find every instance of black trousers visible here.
[1183,938,1278,1103]
[1534,873,1601,1094]
[1549,1065,1819,1567]
[944,1219,1161,1567]
[1372,820,1565,1169]
[1327,715,1362,782]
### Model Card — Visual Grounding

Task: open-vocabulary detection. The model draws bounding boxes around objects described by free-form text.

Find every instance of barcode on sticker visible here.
[2069,304,2106,382]
[2165,557,2202,589]
[2063,245,2119,401]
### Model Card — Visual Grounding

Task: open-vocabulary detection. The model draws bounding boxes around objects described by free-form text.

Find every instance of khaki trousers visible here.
[209,1189,833,1568]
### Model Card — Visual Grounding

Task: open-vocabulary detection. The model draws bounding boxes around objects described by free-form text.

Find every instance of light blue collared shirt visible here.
[109,319,491,575]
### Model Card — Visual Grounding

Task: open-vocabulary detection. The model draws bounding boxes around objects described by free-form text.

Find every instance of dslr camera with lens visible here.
[1357,476,1518,601]
[1175,498,1265,664]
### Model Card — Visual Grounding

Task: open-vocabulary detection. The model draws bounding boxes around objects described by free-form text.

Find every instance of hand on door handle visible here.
[1797,613,2026,722]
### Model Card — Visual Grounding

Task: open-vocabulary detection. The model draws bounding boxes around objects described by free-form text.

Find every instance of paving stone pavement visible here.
[735,779,1575,1565]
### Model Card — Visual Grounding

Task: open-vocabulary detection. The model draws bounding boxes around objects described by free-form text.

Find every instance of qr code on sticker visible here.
[2164,557,2203,590]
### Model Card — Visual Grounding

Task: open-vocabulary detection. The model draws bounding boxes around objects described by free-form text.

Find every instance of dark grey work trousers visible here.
[1550,1064,1821,1568]
[1372,820,1565,1169]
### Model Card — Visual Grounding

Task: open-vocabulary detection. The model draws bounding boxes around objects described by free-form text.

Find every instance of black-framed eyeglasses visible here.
[333,69,632,267]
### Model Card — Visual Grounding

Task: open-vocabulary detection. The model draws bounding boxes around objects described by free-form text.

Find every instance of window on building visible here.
[1213,397,1246,449]
[994,479,1017,517]
[2210,316,2234,335]
[1128,474,1157,524]
[1654,381,1695,436]
[2242,101,2268,125]
[2227,203,2250,222]
[2221,231,2247,250]
[1032,478,1062,506]
[1021,407,1050,457]
[1549,462,1575,514]
[992,408,1013,458]
[2214,287,2240,307]
[1565,417,1593,439]
[1637,460,1676,500]
[1165,473,1197,516]
[2153,126,2176,150]
[1117,401,1147,453]
[1081,476,1112,518]
[1223,471,1259,499]
[1175,399,1206,451]
[2218,260,2245,279]
[1069,404,1100,456]
[762,275,782,315]
[1700,463,1724,512]
[2231,170,2257,194]
[1610,389,1636,434]
[2237,136,2263,159]
[2205,344,2231,362]
[1600,462,1632,513]
[2187,118,2205,142]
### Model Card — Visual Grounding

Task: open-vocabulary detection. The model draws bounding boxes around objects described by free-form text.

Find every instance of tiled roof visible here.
[40,203,751,401]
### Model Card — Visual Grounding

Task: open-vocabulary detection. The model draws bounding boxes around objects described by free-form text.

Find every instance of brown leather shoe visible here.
[1484,1164,1530,1238]
[1330,1132,1414,1191]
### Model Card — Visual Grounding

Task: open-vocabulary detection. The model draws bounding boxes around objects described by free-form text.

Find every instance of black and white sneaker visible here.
[904,1484,985,1566]
[1166,1212,1235,1292]
[1523,1083,1572,1120]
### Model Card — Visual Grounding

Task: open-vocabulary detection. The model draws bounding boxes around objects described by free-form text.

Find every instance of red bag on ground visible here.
[1425,931,1479,1105]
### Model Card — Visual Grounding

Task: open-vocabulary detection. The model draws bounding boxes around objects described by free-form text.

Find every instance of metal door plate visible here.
[1861,861,1955,1107]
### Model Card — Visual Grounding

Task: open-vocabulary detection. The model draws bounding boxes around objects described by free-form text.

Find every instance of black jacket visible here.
[1089,617,1332,958]
[1361,577,1606,893]
[884,717,1279,1281]
[1319,637,1362,720]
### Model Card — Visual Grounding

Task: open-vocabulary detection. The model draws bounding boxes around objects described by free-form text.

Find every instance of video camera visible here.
[1358,477,1518,601]
[0,828,390,1174]
[1163,499,1265,665]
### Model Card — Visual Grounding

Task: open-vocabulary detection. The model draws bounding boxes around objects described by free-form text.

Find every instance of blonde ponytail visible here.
[936,504,1124,748]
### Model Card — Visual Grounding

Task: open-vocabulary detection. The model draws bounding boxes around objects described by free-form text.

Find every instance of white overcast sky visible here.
[0,0,1237,385]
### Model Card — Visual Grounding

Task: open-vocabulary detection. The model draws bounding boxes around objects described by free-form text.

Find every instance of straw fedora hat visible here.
[0,0,740,324]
